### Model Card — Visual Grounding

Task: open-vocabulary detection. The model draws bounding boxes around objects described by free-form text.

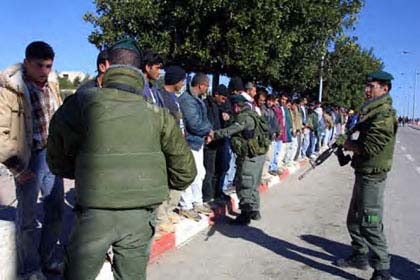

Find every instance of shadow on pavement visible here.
[301,234,420,280]
[207,216,363,280]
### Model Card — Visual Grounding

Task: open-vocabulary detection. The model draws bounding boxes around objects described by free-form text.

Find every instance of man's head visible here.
[365,70,393,100]
[245,82,257,98]
[213,84,228,105]
[280,94,288,107]
[266,95,277,108]
[23,41,55,84]
[255,88,267,108]
[191,73,210,95]
[108,38,142,69]
[228,76,244,95]
[97,49,110,75]
[141,50,163,81]
[164,65,186,93]
[230,94,248,114]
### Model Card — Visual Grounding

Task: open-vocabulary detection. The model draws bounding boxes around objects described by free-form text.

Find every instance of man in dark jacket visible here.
[335,71,397,280]
[47,38,196,280]
[202,84,228,203]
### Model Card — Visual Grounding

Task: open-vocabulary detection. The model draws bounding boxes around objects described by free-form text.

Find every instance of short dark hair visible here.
[377,80,392,91]
[25,41,55,60]
[191,72,209,87]
[267,95,276,101]
[96,49,109,71]
[228,76,244,92]
[141,50,163,72]
[214,84,228,96]
[108,48,142,69]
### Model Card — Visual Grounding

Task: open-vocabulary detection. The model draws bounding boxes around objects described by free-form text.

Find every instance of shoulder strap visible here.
[106,82,143,96]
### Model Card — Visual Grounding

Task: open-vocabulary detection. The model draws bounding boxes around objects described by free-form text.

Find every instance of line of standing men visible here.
[0,38,269,279]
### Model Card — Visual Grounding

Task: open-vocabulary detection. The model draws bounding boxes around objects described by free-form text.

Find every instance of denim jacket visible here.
[178,90,212,151]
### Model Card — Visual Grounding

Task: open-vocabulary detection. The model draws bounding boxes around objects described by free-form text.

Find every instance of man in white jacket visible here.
[0,41,64,280]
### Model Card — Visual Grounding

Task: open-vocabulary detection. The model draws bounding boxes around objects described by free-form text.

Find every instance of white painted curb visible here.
[0,220,16,280]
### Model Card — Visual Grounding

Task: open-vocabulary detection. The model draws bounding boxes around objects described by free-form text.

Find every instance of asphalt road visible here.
[148,126,420,280]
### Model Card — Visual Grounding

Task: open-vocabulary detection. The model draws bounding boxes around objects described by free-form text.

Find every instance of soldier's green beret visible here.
[109,38,141,55]
[367,70,394,82]
[230,94,248,105]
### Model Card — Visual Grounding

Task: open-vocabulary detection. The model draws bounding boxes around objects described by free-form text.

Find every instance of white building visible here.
[59,71,89,83]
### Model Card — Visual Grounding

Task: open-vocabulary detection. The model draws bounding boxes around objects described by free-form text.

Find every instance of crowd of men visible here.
[0,39,395,280]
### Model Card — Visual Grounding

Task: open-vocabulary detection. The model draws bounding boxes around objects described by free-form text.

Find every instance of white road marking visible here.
[416,167,420,175]
[401,146,407,151]
[396,140,401,144]
[405,154,415,162]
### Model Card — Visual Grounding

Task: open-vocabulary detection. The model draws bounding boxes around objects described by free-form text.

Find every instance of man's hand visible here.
[206,130,215,144]
[343,139,360,153]
[222,112,230,121]
[335,134,347,147]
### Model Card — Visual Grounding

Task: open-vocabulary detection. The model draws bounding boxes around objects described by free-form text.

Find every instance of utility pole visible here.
[413,71,419,120]
[414,71,416,120]
[318,55,324,102]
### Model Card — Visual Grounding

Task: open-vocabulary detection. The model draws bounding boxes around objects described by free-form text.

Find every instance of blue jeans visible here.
[301,129,310,157]
[15,148,64,275]
[268,140,282,172]
[221,140,236,192]
[307,131,318,156]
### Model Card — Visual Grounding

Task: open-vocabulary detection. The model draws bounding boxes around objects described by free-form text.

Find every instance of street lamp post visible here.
[413,71,420,120]
[318,55,325,102]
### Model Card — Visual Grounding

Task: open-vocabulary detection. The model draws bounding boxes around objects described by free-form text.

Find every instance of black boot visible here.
[230,212,251,225]
[249,210,261,220]
[335,253,369,270]
[370,270,392,280]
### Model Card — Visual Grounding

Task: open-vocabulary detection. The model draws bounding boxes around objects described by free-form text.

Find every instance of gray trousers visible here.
[235,155,265,212]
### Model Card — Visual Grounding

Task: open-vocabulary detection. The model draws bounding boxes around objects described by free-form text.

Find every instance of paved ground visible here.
[147,126,420,280]
[1,127,419,280]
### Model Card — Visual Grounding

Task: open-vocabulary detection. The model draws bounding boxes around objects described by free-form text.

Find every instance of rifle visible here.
[298,141,351,180]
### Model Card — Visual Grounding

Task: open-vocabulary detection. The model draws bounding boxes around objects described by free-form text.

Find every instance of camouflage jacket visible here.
[214,107,256,159]
[350,93,397,174]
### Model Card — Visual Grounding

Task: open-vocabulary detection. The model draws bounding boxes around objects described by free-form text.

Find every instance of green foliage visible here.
[83,0,378,106]
[73,76,82,87]
[58,76,75,89]
[323,36,383,109]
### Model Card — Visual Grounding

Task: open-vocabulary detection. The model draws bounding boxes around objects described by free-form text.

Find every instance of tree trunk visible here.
[212,72,220,94]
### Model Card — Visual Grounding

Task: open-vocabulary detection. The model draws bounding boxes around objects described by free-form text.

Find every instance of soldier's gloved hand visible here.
[335,134,347,147]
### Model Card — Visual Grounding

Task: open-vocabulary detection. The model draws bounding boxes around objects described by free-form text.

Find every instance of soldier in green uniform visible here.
[335,71,397,280]
[47,39,197,280]
[212,95,269,225]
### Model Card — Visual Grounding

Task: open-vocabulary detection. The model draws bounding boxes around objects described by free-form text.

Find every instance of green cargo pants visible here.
[64,207,156,280]
[347,172,390,270]
[235,154,265,212]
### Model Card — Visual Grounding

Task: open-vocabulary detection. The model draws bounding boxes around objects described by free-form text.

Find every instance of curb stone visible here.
[96,159,308,279]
